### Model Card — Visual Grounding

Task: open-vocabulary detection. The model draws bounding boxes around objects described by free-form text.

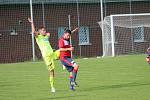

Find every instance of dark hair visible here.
[64,29,71,35]
[38,26,45,30]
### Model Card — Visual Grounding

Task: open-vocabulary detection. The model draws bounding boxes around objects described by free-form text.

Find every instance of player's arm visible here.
[58,39,74,52]
[71,27,79,33]
[47,32,51,38]
[59,47,74,52]
[28,18,38,36]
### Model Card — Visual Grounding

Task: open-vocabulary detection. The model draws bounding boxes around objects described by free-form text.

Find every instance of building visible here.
[0,0,150,63]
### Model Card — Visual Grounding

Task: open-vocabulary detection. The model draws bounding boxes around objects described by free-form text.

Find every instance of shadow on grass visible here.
[38,94,86,100]
[80,82,150,92]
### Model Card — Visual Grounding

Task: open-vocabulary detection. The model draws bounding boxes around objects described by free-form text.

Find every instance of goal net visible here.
[99,13,150,57]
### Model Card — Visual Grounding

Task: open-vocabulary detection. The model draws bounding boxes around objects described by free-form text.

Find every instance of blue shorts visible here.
[60,57,76,72]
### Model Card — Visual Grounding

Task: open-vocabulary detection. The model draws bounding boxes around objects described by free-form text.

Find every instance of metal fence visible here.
[0,0,149,63]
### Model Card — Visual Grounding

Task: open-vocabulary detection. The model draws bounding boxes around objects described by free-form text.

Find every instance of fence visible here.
[0,0,102,63]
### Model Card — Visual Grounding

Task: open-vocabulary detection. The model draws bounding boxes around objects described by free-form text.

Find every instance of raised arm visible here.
[28,18,38,36]
[71,27,79,33]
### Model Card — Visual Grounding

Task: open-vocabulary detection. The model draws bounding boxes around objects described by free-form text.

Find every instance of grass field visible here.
[0,54,150,100]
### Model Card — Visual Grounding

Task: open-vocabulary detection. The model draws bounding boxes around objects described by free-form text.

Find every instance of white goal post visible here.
[99,13,150,57]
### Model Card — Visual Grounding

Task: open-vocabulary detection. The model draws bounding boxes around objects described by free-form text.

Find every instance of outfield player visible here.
[58,29,79,90]
[28,18,60,93]
[146,47,150,65]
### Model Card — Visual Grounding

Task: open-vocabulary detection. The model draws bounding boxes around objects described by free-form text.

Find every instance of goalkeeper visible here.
[28,18,60,93]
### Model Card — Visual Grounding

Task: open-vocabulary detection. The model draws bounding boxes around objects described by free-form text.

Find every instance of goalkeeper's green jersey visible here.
[35,34,53,57]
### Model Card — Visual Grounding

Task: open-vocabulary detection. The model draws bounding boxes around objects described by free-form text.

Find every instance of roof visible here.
[0,0,149,4]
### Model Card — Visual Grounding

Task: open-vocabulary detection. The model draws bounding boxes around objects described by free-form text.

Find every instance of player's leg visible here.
[146,56,150,65]
[66,68,75,90]
[44,56,56,93]
[48,68,55,92]
[60,58,75,90]
[60,57,80,89]
[64,59,79,86]
[72,63,79,86]
[69,72,75,90]
[53,50,60,60]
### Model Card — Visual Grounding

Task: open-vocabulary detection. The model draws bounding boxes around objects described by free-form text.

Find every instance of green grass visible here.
[0,54,150,100]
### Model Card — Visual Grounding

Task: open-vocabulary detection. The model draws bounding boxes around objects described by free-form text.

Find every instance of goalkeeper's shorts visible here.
[43,50,60,71]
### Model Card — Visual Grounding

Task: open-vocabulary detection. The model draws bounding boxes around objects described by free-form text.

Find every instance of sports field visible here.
[0,54,150,100]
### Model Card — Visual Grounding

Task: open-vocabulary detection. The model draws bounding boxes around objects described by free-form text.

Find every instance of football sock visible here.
[72,68,78,82]
[70,73,73,84]
[49,76,54,88]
